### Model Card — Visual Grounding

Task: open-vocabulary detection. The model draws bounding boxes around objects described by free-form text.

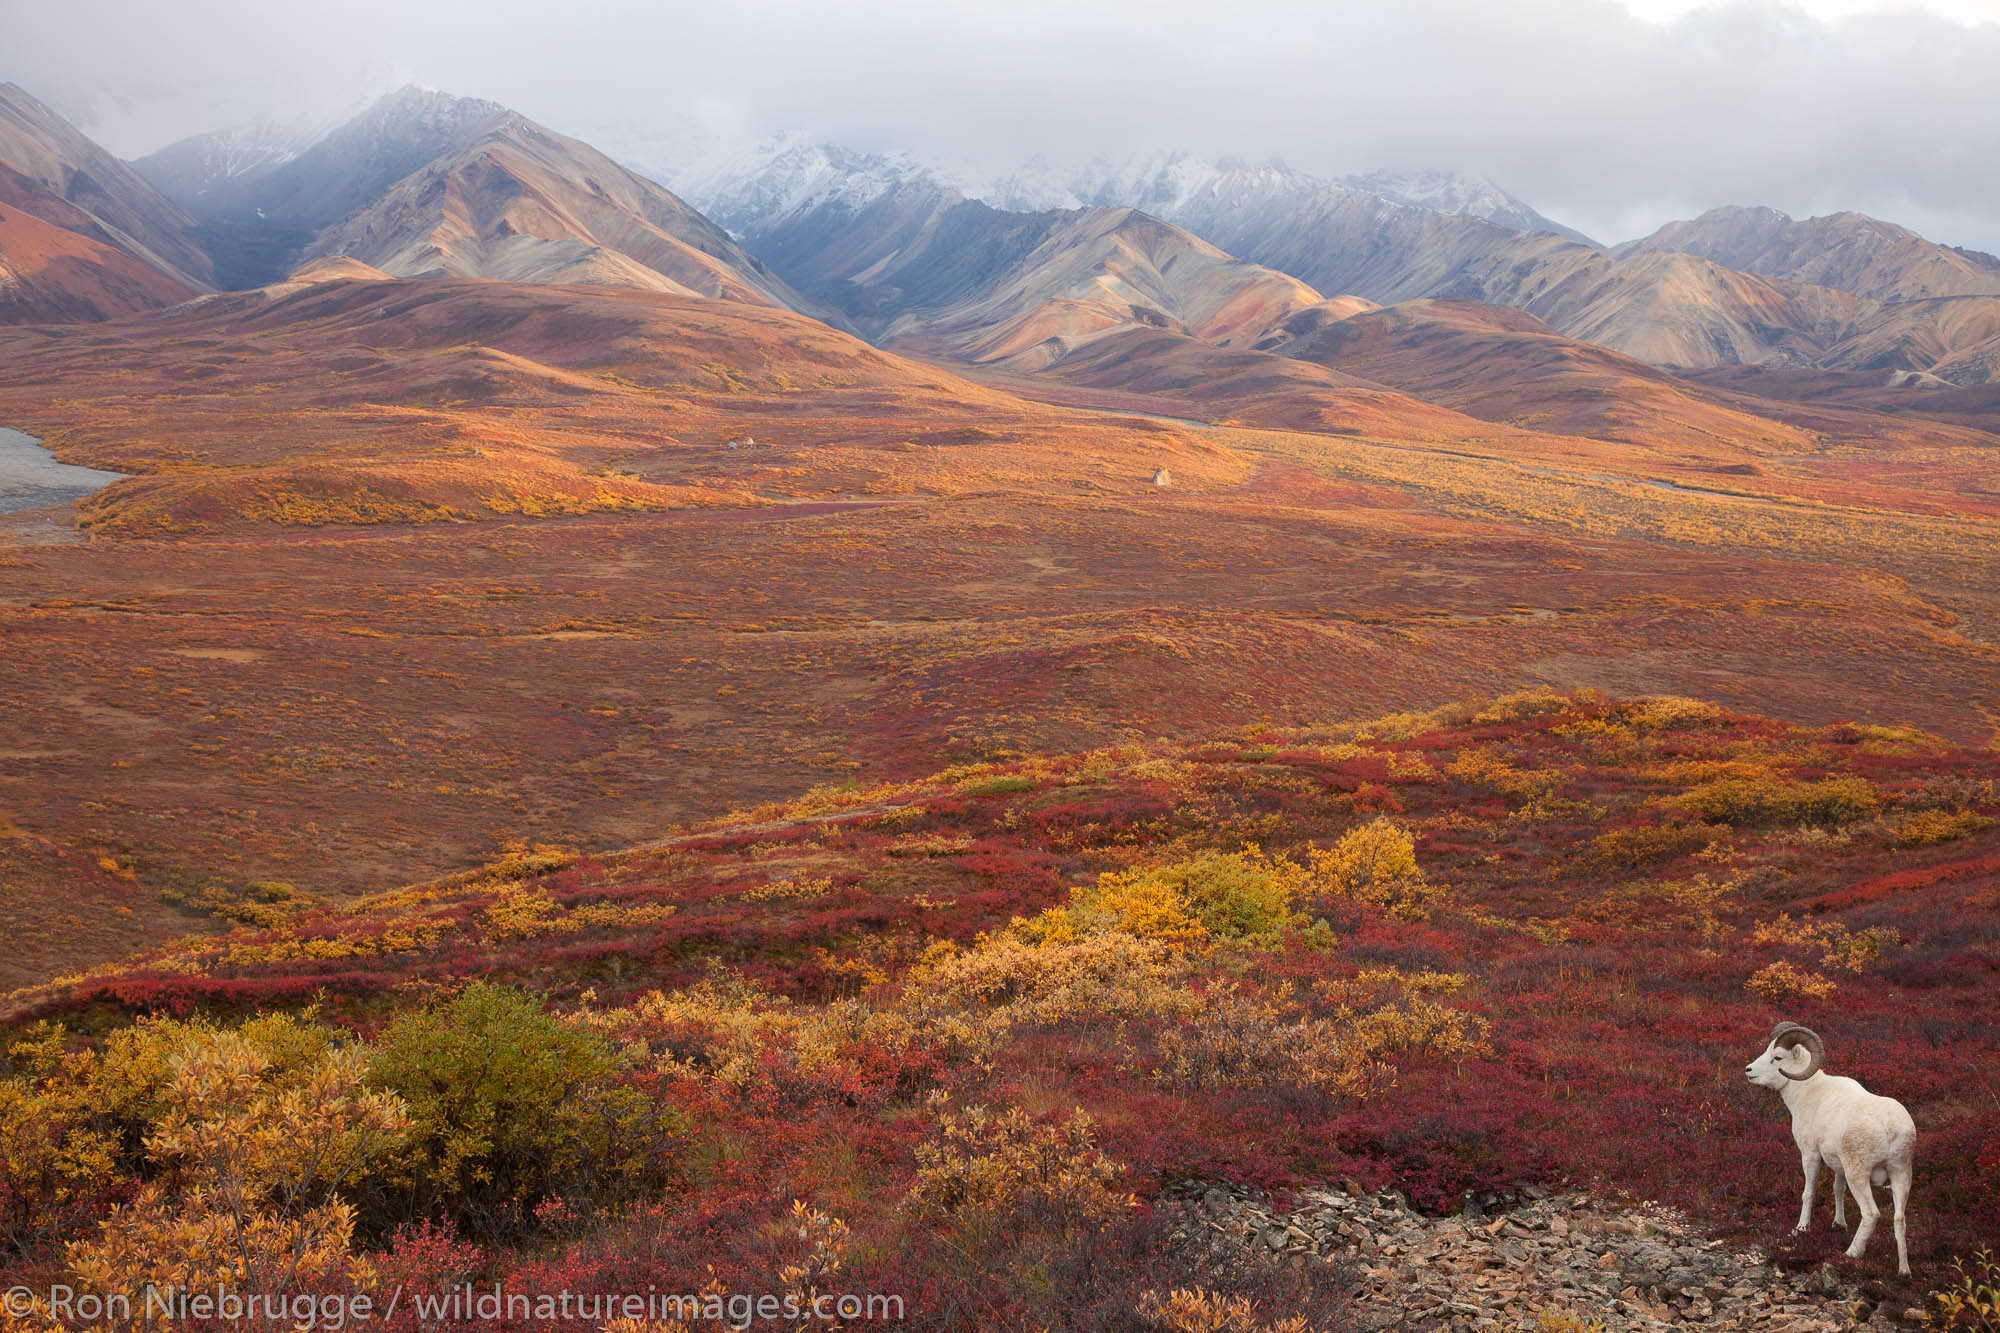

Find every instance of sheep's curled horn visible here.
[1771,1022,1824,1080]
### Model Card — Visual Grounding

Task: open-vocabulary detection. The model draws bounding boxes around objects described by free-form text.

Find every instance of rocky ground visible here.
[1165,1180,1931,1331]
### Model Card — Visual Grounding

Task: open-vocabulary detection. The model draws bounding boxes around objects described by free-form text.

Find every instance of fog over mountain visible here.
[7,0,2000,253]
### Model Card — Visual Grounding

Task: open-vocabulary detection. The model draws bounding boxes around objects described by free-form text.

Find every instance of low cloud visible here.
[9,0,2000,249]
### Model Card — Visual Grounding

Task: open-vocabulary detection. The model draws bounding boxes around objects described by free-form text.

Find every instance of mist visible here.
[8,0,2000,250]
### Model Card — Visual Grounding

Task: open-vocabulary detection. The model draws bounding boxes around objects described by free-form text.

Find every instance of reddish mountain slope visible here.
[0,172,195,321]
[0,81,213,292]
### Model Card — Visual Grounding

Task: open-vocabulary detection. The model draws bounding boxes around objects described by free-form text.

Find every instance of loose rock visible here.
[1160,1180,1874,1331]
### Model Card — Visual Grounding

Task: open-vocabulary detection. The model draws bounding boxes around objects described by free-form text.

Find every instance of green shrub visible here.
[366,983,678,1230]
[958,774,1037,797]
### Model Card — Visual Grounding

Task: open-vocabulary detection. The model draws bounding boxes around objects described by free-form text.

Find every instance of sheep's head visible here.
[1745,1022,1824,1088]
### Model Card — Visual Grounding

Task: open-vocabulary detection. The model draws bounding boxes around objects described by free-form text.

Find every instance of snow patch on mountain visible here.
[678,137,961,235]
[968,153,1594,245]
[1343,170,1596,244]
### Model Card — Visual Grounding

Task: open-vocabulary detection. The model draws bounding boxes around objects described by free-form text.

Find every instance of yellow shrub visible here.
[1347,996,1493,1066]
[1148,988,1384,1101]
[1139,1287,1328,1333]
[0,1025,123,1249]
[1750,914,1902,973]
[1306,819,1448,919]
[1653,871,1746,942]
[1676,776,1880,827]
[1315,817,1416,885]
[1927,1248,2000,1330]
[159,878,307,927]
[1386,750,1439,780]
[739,874,835,901]
[1746,960,1838,1002]
[66,1029,405,1310]
[1029,848,1310,948]
[776,1199,853,1333]
[1887,809,1995,848]
[906,1103,1131,1231]
[485,888,678,939]
[1319,967,1470,1005]
[1072,865,1212,945]
[1448,748,1568,807]
[583,975,798,1082]
[1622,696,1725,731]
[484,887,567,938]
[583,979,985,1091]
[2,1011,352,1249]
[886,832,975,857]
[902,930,1196,1031]
[482,842,578,879]
[223,924,445,966]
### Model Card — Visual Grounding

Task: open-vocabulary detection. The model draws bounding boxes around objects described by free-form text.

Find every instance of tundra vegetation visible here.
[2,690,1998,1330]
[6,279,2000,998]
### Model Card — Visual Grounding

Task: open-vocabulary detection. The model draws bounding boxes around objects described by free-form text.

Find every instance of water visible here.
[0,428,128,515]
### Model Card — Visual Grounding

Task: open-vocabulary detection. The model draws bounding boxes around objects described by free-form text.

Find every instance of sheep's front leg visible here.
[1794,1147,1818,1233]
[1829,1160,1848,1228]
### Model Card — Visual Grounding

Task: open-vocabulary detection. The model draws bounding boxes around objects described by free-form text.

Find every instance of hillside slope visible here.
[0,274,1233,534]
[8,692,1995,1323]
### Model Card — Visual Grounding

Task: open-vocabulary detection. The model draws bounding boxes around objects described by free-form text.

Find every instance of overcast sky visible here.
[7,0,2000,250]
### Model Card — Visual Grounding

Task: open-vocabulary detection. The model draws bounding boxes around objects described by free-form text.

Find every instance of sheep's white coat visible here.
[1745,1035,1915,1276]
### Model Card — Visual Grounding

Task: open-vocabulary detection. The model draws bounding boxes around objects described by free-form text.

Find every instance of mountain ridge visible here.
[1618,204,2000,302]
[300,109,807,310]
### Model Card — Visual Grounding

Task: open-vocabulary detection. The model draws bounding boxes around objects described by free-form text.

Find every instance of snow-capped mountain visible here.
[1341,170,1596,245]
[138,87,507,229]
[674,139,1878,374]
[133,99,369,210]
[975,154,1594,246]
[645,139,1044,336]
[978,152,1305,217]
[676,135,964,236]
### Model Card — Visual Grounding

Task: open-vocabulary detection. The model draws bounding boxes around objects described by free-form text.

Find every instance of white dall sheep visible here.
[1745,1021,1915,1275]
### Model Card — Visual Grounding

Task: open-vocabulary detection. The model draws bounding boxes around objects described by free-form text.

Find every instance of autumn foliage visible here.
[3,691,1998,1328]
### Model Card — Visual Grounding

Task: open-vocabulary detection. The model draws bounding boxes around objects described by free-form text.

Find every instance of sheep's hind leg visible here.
[1829,1160,1848,1229]
[1889,1158,1912,1277]
[1841,1156,1880,1261]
